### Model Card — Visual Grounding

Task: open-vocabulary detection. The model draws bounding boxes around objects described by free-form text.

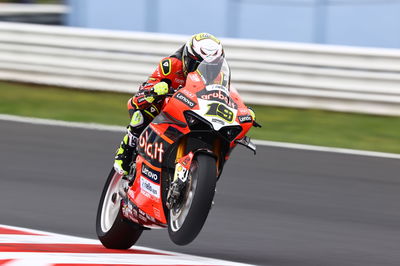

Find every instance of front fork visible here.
[166,136,221,209]
[175,136,221,175]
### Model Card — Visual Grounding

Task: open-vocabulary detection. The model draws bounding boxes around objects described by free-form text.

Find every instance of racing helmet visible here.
[182,33,224,76]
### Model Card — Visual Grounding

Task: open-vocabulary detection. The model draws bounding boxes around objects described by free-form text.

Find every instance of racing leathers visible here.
[114,46,186,175]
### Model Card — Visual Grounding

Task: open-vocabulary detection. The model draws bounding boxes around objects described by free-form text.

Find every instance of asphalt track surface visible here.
[0,120,399,266]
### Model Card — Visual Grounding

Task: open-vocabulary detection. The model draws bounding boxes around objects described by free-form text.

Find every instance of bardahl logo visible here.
[175,92,196,108]
[238,115,252,123]
[141,164,160,184]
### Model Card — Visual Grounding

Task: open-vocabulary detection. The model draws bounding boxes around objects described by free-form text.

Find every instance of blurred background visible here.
[1,0,400,144]
[2,0,400,48]
[1,1,400,266]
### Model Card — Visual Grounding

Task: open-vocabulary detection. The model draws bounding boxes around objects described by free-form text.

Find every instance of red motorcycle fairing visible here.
[173,152,195,183]
[125,154,167,227]
[97,57,259,248]
[125,124,185,227]
[122,70,254,229]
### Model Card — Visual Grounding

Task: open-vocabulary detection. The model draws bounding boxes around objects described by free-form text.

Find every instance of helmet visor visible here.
[183,52,201,74]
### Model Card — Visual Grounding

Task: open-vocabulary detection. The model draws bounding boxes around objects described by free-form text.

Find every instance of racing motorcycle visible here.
[96,58,261,248]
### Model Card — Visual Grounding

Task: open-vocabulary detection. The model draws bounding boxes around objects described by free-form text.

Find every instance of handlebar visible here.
[144,90,175,99]
[253,121,262,128]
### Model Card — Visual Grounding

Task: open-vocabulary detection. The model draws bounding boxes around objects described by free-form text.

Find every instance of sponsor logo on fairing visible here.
[127,189,135,200]
[139,131,165,163]
[212,118,225,125]
[181,89,196,98]
[140,176,160,198]
[139,214,147,222]
[141,164,160,183]
[121,201,140,223]
[153,207,161,219]
[197,89,237,109]
[190,73,201,82]
[238,115,252,123]
[175,92,195,108]
[206,84,229,95]
[146,213,156,222]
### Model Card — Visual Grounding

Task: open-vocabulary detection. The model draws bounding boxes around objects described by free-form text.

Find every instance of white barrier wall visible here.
[1,22,400,116]
[0,4,67,24]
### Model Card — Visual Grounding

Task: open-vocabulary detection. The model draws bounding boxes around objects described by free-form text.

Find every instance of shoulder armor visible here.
[160,59,172,76]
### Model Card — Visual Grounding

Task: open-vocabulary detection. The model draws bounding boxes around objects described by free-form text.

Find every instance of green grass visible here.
[0,82,130,125]
[1,81,400,154]
[250,105,400,153]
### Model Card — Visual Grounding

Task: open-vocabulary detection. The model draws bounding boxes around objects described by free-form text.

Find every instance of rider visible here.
[114,33,254,175]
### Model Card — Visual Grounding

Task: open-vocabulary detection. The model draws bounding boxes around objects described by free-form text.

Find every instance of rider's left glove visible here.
[248,106,256,121]
[145,82,169,103]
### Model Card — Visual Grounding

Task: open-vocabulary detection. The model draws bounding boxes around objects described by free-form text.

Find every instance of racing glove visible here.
[248,106,256,121]
[145,82,169,103]
[248,106,262,127]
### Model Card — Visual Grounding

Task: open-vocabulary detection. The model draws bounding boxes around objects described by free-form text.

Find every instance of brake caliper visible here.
[166,152,194,209]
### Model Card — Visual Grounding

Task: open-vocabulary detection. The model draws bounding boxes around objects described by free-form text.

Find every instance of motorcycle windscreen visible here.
[196,57,231,88]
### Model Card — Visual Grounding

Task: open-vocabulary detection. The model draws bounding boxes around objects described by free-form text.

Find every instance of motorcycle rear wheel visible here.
[168,153,217,245]
[96,168,143,249]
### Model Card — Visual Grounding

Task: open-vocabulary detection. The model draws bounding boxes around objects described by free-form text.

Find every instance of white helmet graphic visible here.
[182,33,224,75]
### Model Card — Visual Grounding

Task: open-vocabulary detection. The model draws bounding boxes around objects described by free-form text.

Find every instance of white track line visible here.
[253,139,400,160]
[1,114,399,160]
[0,114,124,132]
[0,224,254,266]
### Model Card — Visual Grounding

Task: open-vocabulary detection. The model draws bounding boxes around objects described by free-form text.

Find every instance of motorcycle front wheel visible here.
[96,168,143,249]
[168,153,217,245]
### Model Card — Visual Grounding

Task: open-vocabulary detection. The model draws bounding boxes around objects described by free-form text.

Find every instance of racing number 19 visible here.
[206,103,234,123]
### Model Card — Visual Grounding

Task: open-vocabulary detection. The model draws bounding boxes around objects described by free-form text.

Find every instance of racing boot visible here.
[114,128,138,176]
[114,110,145,176]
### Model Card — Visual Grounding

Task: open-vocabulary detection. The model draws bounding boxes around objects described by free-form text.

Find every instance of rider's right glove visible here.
[145,82,169,103]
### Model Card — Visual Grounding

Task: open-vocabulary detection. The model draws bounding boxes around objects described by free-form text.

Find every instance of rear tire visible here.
[168,154,217,245]
[96,168,143,249]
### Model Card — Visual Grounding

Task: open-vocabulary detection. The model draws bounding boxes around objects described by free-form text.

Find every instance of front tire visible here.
[96,168,143,249]
[168,154,217,245]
